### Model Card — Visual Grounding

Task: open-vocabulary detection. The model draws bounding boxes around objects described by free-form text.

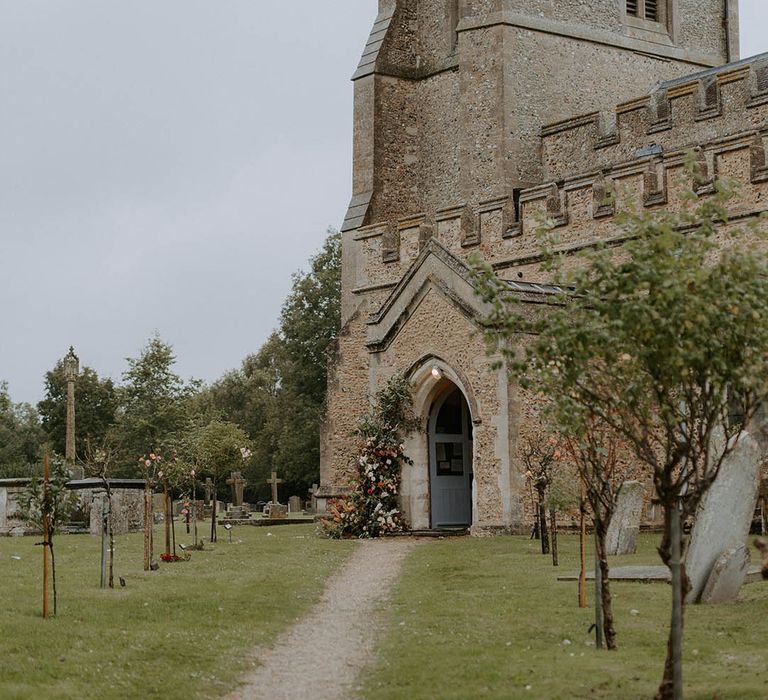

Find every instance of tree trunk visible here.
[579,494,587,608]
[164,482,171,556]
[538,501,550,554]
[143,485,150,571]
[550,507,559,567]
[656,507,688,700]
[594,525,617,650]
[107,490,114,589]
[531,514,540,540]
[192,481,198,546]
[50,541,57,617]
[210,482,217,543]
[170,502,177,556]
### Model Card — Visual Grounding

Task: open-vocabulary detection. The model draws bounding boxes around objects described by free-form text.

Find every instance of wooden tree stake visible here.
[579,482,587,609]
[42,455,50,619]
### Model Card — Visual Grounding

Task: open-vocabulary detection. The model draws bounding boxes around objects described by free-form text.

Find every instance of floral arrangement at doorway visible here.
[323,374,420,538]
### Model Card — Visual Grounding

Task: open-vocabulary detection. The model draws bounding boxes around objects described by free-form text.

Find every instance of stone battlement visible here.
[350,126,768,296]
[542,52,768,182]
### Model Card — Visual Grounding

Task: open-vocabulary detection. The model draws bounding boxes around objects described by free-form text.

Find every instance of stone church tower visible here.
[320,1,762,533]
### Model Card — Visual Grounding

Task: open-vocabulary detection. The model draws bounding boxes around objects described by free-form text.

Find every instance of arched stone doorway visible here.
[428,384,473,528]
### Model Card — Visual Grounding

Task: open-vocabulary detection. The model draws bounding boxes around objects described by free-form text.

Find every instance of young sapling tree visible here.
[19,457,78,616]
[472,167,768,697]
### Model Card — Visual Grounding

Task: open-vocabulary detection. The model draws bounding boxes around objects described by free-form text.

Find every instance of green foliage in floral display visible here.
[324,374,419,539]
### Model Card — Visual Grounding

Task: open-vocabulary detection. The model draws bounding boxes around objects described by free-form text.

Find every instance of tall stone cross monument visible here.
[267,470,283,504]
[63,347,80,474]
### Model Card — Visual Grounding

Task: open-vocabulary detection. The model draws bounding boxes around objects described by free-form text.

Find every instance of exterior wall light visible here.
[431,366,442,380]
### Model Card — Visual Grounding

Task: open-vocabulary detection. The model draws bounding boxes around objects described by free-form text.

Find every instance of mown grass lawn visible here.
[363,534,768,700]
[0,524,356,700]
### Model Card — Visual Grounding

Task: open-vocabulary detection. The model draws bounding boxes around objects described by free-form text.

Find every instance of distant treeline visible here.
[0,229,341,501]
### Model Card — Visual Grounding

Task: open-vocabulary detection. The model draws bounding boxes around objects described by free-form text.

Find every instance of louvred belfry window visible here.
[627,0,662,22]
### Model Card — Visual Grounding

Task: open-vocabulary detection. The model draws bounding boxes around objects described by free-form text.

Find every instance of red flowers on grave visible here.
[160,553,183,563]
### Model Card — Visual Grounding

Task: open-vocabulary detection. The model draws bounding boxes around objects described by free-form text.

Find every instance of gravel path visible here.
[225,537,419,700]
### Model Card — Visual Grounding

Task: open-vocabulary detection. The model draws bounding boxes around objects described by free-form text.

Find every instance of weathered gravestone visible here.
[0,487,7,531]
[266,503,288,519]
[153,492,166,513]
[686,431,762,603]
[89,490,144,536]
[204,478,213,506]
[226,471,246,507]
[288,496,303,514]
[606,480,645,556]
[308,483,319,514]
[700,545,751,604]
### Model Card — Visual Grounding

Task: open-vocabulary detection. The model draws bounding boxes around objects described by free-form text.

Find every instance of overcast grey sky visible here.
[2,2,767,405]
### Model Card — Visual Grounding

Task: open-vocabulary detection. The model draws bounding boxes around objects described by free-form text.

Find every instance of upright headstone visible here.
[266,503,288,519]
[308,483,319,514]
[204,478,213,506]
[686,431,762,603]
[0,487,7,530]
[606,481,645,555]
[288,495,303,514]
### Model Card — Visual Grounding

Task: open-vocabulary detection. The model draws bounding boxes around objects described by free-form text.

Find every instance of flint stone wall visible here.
[88,489,144,536]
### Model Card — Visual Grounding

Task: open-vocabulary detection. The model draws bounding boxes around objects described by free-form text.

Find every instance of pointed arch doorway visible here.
[429,384,473,528]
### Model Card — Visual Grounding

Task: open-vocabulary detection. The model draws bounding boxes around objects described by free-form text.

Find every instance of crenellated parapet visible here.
[350,126,768,296]
[542,53,768,182]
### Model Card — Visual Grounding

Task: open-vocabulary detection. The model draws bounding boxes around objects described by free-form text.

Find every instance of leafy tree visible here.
[472,171,768,698]
[0,382,46,478]
[279,228,342,401]
[18,458,78,616]
[195,230,341,498]
[82,443,121,588]
[37,362,118,459]
[521,434,557,555]
[177,419,252,542]
[562,422,634,649]
[114,335,196,470]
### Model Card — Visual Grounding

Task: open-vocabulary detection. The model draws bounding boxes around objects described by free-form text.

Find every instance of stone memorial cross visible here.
[267,470,283,504]
[204,478,213,506]
[63,347,80,475]
[226,471,246,507]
